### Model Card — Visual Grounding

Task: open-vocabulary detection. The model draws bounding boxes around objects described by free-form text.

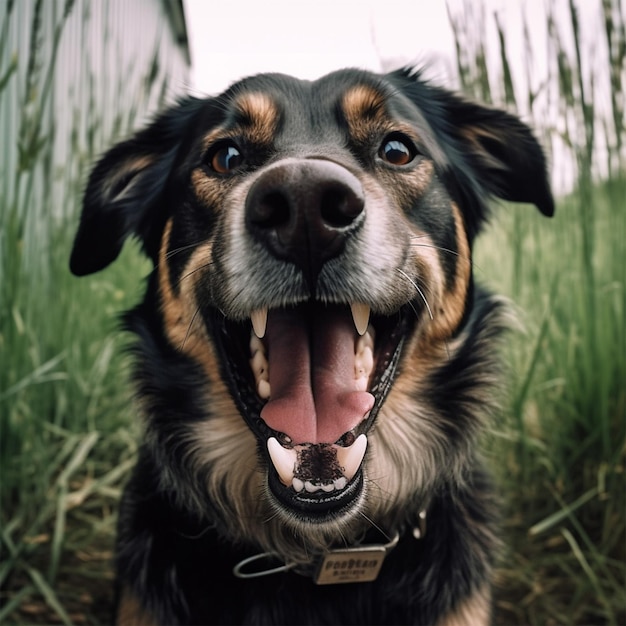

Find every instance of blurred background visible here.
[0,0,624,623]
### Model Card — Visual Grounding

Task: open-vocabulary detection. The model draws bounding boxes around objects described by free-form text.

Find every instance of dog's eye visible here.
[379,136,415,166]
[208,142,245,174]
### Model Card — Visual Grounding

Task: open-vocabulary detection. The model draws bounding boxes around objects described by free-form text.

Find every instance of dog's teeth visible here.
[350,303,370,336]
[356,329,374,351]
[250,342,270,398]
[251,350,268,380]
[354,343,374,383]
[249,332,265,356]
[354,330,375,390]
[333,476,347,490]
[267,437,296,487]
[335,434,368,482]
[257,379,271,399]
[251,308,268,338]
[269,436,366,495]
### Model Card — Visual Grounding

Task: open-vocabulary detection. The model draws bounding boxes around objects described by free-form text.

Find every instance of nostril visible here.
[249,191,291,229]
[320,186,364,228]
[245,159,366,284]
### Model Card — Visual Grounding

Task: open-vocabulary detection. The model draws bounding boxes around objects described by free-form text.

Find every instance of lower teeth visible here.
[267,436,367,494]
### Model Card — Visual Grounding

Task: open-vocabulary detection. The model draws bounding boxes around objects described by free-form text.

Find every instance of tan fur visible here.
[341,84,390,143]
[191,167,228,208]
[103,154,155,200]
[191,92,278,208]
[369,392,448,513]
[341,85,387,122]
[436,586,491,626]
[233,91,280,144]
[117,587,156,626]
[426,202,472,342]
[393,158,435,203]
[158,218,218,379]
[459,124,508,170]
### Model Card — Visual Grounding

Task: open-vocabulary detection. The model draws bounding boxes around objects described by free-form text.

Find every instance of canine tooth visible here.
[335,434,368,482]
[251,308,268,338]
[333,476,347,490]
[292,477,304,492]
[350,303,370,336]
[257,379,271,399]
[267,437,296,487]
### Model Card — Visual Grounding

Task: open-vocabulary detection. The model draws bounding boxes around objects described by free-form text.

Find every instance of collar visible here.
[233,509,427,585]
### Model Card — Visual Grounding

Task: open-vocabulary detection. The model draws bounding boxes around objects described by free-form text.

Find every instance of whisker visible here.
[408,236,474,261]
[396,269,434,321]
[177,262,214,287]
[166,241,205,259]
[262,509,282,525]
[357,511,394,543]
[409,240,462,259]
[365,477,394,503]
[181,306,202,351]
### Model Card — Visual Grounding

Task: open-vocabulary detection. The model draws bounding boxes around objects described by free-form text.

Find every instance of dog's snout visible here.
[245,159,364,284]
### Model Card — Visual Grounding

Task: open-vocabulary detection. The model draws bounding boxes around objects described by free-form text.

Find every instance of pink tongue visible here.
[260,307,374,444]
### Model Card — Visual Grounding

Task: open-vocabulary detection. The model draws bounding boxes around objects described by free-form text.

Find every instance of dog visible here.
[70,67,553,625]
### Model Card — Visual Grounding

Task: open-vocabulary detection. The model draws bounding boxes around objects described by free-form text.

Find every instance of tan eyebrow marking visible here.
[232,92,280,144]
[341,85,389,141]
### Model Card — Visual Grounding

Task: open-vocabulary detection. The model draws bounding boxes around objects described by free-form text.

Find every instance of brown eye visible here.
[380,136,415,166]
[208,142,245,174]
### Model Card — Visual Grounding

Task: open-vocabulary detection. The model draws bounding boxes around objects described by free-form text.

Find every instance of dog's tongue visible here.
[260,307,374,444]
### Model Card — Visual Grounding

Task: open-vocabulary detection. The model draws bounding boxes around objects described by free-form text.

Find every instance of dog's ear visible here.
[389,69,554,222]
[70,97,205,276]
[442,95,555,217]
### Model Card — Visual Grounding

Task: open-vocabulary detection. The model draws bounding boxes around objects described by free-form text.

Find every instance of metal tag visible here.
[314,546,387,585]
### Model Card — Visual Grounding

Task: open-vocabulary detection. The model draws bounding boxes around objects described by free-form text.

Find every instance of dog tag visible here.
[314,546,388,584]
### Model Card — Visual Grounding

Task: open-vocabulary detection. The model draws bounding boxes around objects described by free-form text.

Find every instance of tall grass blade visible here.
[561,528,616,626]
[0,585,35,623]
[529,487,599,536]
[26,566,73,626]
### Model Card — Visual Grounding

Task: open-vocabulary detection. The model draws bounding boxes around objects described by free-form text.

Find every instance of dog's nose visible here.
[245,159,365,287]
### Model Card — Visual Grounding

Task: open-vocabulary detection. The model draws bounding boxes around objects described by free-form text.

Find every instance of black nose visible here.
[245,159,365,287]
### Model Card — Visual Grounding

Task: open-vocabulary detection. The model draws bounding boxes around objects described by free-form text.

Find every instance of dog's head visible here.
[71,69,552,551]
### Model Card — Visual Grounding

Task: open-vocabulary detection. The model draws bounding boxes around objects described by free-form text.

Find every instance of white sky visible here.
[183,0,456,95]
[182,0,602,97]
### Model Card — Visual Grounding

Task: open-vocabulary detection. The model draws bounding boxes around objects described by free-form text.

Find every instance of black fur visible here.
[71,68,553,625]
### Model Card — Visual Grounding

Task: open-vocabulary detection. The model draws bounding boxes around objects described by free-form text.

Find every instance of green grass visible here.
[0,2,167,622]
[475,177,626,624]
[1,0,625,623]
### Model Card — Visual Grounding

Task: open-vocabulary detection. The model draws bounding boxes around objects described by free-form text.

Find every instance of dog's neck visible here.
[233,509,427,585]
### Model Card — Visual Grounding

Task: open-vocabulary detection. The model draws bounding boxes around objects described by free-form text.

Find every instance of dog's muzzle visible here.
[209,159,409,519]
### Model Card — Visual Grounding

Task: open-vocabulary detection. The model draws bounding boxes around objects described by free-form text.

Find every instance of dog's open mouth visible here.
[210,301,408,518]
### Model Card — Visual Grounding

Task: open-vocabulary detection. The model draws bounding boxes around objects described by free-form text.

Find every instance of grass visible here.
[1,0,625,624]
[476,177,625,624]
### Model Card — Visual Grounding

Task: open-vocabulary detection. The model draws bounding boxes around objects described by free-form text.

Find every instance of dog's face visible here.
[71,69,552,553]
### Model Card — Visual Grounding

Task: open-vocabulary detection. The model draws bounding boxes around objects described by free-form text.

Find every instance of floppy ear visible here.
[69,97,205,276]
[443,96,555,217]
[388,69,554,224]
